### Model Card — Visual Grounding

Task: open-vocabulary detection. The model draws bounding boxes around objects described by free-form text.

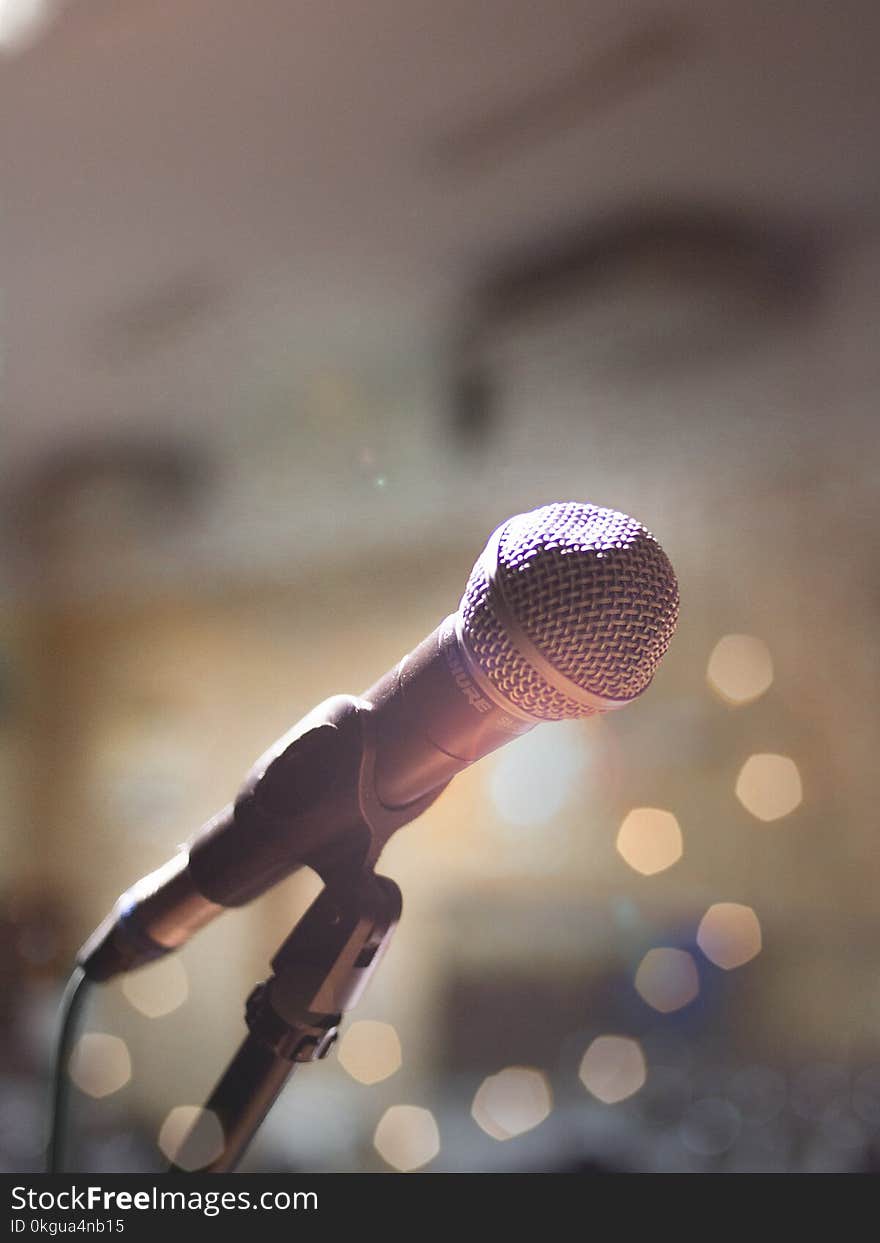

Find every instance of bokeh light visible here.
[578,1035,647,1104]
[373,1105,440,1172]
[735,753,803,821]
[616,807,683,875]
[471,1067,552,1140]
[121,956,189,1018]
[469,1099,509,1142]
[707,634,774,705]
[697,903,762,969]
[489,720,585,828]
[728,1065,787,1124]
[337,1020,402,1085]
[68,1033,131,1098]
[634,948,699,1013]
[680,1097,741,1156]
[157,1105,225,1171]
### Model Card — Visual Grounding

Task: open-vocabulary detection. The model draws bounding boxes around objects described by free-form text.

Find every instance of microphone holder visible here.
[168,869,402,1174]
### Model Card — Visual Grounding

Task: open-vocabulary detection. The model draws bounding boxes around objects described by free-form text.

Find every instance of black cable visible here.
[47,965,91,1174]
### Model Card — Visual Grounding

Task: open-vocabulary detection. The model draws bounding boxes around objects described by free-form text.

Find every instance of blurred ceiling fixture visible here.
[97,271,227,362]
[17,439,208,572]
[451,209,826,443]
[429,11,697,172]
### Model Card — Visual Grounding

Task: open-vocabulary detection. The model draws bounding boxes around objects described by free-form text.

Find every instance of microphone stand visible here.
[167,869,402,1174]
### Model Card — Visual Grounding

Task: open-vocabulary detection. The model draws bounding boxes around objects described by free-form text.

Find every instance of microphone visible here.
[79,502,679,981]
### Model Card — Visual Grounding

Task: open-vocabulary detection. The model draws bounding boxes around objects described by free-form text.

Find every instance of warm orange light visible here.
[735,753,802,821]
[373,1105,440,1172]
[616,808,683,875]
[337,1020,402,1085]
[707,634,773,705]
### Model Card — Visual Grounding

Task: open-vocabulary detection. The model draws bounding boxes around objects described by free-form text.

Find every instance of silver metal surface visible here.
[459,502,679,720]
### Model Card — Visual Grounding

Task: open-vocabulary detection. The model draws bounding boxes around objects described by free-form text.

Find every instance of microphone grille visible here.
[460,502,679,721]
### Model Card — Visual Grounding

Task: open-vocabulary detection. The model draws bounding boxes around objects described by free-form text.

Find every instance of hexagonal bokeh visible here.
[697,902,762,969]
[337,1020,402,1085]
[121,956,189,1018]
[373,1105,440,1172]
[707,634,773,705]
[157,1105,225,1171]
[68,1033,131,1099]
[616,807,683,876]
[471,1066,552,1139]
[735,753,802,821]
[578,1036,647,1104]
[634,948,699,1013]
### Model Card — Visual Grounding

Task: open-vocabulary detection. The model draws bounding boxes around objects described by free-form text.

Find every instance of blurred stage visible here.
[1,0,879,1173]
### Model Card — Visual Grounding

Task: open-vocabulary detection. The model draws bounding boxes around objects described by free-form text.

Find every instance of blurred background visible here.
[1,0,879,1174]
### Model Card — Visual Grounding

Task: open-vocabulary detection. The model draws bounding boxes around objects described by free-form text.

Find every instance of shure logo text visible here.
[446,649,492,714]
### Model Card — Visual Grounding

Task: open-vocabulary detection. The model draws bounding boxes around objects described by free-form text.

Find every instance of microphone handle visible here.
[365,615,534,807]
[78,619,531,982]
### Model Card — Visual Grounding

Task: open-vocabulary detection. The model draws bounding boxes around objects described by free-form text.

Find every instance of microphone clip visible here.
[169,869,402,1172]
[251,869,402,1062]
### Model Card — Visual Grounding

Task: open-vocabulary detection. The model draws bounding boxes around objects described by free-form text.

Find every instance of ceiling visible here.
[2,0,879,589]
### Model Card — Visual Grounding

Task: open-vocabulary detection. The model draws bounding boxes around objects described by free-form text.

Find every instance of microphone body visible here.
[79,502,679,982]
[79,618,533,980]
